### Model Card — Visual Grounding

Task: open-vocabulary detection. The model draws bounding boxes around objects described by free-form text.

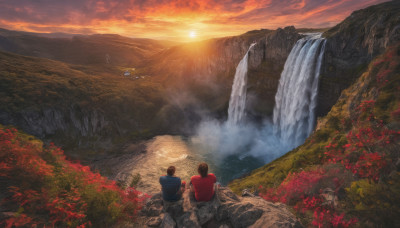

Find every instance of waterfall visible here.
[227,43,256,125]
[273,34,326,149]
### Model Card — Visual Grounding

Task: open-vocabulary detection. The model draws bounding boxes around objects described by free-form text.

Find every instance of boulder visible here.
[138,187,302,228]
[176,211,201,228]
[161,213,176,228]
[164,199,184,220]
[142,193,164,217]
[147,216,163,227]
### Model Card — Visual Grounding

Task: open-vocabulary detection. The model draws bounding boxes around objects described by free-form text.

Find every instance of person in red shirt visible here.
[190,162,217,202]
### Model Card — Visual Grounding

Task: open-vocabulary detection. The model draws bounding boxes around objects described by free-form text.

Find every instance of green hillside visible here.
[0,50,167,157]
[229,44,400,227]
[0,28,176,67]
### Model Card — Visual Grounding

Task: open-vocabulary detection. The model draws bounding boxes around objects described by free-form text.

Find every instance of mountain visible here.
[0,1,399,227]
[140,27,302,119]
[0,26,303,157]
[229,1,400,227]
[318,0,400,116]
[0,51,168,158]
[0,28,177,67]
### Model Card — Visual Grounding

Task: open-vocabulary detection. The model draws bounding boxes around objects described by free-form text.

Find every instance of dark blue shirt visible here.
[159,175,182,202]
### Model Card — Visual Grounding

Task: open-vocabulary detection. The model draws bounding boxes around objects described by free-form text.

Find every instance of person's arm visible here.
[177,178,184,194]
[189,180,195,192]
[212,174,218,191]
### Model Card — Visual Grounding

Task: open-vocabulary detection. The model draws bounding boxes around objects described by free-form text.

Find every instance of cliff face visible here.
[0,51,169,155]
[247,26,301,118]
[146,27,301,119]
[0,107,109,141]
[229,41,400,227]
[0,26,302,153]
[319,1,400,117]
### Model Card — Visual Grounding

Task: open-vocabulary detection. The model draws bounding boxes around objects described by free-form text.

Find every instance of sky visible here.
[0,0,390,41]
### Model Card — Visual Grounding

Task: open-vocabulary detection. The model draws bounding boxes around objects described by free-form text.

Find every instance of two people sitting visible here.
[159,162,217,202]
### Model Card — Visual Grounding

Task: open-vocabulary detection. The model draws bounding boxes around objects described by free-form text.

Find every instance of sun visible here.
[189,31,197,38]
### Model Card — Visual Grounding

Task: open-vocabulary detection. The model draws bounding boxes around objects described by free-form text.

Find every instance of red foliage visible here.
[261,169,326,204]
[260,99,400,227]
[4,214,33,228]
[373,49,398,87]
[312,208,357,228]
[392,104,400,119]
[376,69,392,85]
[0,128,54,178]
[0,128,147,227]
[324,101,399,181]
[260,168,357,227]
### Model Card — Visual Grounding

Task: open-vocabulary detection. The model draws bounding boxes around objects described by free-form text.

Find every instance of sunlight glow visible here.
[189,31,197,38]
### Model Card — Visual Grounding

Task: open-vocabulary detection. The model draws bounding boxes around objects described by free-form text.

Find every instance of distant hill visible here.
[0,50,170,158]
[0,28,178,67]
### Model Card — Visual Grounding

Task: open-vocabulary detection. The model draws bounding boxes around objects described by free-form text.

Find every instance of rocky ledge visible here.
[136,187,302,228]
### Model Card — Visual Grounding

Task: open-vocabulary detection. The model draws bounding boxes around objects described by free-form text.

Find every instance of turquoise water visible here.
[208,155,265,185]
[185,137,265,185]
[125,135,265,194]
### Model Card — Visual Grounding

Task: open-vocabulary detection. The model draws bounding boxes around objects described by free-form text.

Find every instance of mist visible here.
[190,118,292,165]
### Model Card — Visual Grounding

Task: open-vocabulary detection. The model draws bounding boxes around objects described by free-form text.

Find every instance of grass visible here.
[230,44,400,193]
[0,50,167,156]
[229,43,400,227]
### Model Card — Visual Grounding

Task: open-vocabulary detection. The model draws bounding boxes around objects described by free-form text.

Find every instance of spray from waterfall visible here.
[191,34,326,182]
[227,43,256,125]
[273,34,326,149]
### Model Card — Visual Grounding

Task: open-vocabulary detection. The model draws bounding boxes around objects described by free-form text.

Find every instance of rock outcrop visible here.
[0,107,108,138]
[0,105,118,151]
[137,187,302,228]
[0,26,302,150]
[319,1,400,117]
[146,26,301,119]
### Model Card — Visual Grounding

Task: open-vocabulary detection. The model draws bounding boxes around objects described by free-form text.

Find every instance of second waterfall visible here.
[227,43,256,125]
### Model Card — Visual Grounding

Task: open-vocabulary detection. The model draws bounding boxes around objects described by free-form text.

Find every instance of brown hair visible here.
[197,163,208,178]
[167,166,176,176]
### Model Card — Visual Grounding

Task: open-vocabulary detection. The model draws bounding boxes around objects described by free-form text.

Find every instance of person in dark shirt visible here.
[159,166,186,202]
[190,162,217,202]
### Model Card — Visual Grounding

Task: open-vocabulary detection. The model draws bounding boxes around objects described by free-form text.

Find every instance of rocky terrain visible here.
[1,1,399,153]
[0,25,302,155]
[144,26,301,118]
[318,0,400,116]
[136,187,302,228]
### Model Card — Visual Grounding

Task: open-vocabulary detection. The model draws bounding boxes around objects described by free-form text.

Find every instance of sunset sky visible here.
[0,0,389,41]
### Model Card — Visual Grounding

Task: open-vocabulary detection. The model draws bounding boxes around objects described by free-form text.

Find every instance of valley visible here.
[0,1,399,227]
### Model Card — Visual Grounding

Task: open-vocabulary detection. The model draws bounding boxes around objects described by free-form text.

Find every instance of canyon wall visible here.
[319,1,400,117]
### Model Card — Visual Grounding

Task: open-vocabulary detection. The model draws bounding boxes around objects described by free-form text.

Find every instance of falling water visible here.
[273,34,326,149]
[227,43,257,125]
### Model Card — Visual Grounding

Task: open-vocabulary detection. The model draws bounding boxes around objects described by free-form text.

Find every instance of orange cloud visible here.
[0,0,390,41]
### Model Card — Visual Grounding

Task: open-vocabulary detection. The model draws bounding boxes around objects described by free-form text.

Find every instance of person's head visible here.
[167,166,176,176]
[197,162,208,178]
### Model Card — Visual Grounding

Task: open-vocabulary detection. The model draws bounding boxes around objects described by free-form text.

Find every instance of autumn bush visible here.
[0,127,147,227]
[260,99,400,227]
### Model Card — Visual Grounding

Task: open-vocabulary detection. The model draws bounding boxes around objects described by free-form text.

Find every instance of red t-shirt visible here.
[190,173,217,202]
